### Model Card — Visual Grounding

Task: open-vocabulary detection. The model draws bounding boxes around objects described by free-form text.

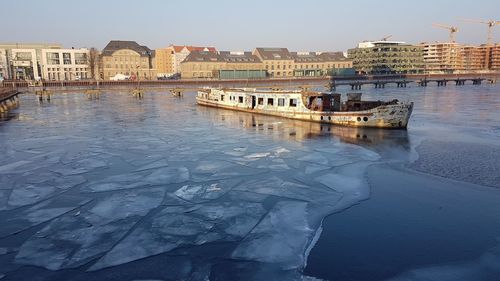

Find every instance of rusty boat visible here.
[196,88,413,129]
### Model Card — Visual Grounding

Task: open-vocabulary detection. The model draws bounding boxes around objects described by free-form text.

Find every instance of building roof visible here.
[171,45,217,53]
[183,51,262,63]
[254,47,294,60]
[102,40,153,57]
[291,51,348,62]
[219,51,261,63]
[317,52,349,61]
[183,50,221,62]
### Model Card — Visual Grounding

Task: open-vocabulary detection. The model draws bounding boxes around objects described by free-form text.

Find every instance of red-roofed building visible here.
[156,45,216,77]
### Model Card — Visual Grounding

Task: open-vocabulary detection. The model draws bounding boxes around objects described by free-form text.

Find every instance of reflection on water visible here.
[196,105,410,149]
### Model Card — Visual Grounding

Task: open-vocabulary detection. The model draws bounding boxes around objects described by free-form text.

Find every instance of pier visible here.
[1,73,498,95]
[0,88,20,114]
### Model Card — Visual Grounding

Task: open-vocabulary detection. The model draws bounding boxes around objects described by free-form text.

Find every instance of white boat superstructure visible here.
[196,87,413,129]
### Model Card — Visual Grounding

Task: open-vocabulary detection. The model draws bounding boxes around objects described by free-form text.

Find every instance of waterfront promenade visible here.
[2,73,499,94]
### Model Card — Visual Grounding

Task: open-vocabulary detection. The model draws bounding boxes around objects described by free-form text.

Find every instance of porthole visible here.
[320,116,324,120]
[357,117,361,122]
[328,116,331,121]
[363,117,368,122]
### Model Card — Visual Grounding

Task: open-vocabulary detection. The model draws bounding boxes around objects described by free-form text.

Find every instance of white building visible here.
[0,43,61,80]
[41,48,90,80]
[0,49,7,80]
[10,49,39,80]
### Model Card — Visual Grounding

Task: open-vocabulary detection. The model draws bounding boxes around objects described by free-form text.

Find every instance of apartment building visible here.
[252,48,295,77]
[420,42,499,73]
[101,40,156,80]
[490,44,500,70]
[155,45,216,77]
[180,50,265,79]
[291,51,352,77]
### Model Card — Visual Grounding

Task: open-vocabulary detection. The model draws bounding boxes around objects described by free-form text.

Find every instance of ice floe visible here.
[15,188,165,270]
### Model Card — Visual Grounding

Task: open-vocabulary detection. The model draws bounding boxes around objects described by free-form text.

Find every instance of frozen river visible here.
[0,84,499,280]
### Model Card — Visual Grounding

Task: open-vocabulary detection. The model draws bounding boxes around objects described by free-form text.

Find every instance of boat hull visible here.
[196,97,413,129]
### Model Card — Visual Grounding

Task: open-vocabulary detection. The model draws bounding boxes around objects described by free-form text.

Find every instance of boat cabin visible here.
[301,92,341,112]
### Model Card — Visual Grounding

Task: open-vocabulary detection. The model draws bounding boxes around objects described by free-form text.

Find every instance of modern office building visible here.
[101,40,156,80]
[348,41,425,75]
[180,50,265,79]
[41,48,90,80]
[0,43,61,80]
[155,45,216,77]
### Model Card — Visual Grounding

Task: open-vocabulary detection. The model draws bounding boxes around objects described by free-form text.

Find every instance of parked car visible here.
[110,74,130,81]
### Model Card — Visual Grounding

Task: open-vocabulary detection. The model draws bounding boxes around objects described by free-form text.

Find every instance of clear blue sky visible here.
[3,0,499,51]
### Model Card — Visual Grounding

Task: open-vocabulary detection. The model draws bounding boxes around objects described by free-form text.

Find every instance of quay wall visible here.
[2,72,499,92]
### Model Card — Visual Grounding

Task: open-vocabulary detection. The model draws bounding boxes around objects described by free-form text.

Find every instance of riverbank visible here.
[2,72,499,92]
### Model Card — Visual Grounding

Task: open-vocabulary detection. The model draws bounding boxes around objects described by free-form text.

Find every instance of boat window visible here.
[267,98,274,106]
[289,99,297,107]
[238,96,243,103]
[221,94,224,101]
[258,98,264,105]
[278,98,285,106]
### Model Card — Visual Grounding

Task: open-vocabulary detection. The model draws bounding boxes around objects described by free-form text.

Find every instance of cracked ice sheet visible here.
[234,176,342,207]
[232,201,314,269]
[90,202,266,271]
[315,162,372,209]
[0,194,90,237]
[82,166,189,192]
[50,157,109,176]
[314,142,381,162]
[144,166,190,185]
[1,175,86,211]
[173,179,239,203]
[191,160,264,182]
[15,187,165,270]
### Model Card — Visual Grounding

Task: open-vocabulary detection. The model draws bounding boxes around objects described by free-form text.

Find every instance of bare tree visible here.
[88,47,99,80]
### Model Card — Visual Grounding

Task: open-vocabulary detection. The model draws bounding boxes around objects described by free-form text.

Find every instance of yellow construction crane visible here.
[460,19,500,45]
[433,23,459,43]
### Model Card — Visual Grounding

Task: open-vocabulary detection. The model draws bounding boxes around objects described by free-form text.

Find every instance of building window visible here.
[47,53,60,65]
[74,53,87,64]
[278,98,285,106]
[258,98,264,105]
[289,98,298,107]
[63,53,71,64]
[267,98,274,106]
[238,96,243,103]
